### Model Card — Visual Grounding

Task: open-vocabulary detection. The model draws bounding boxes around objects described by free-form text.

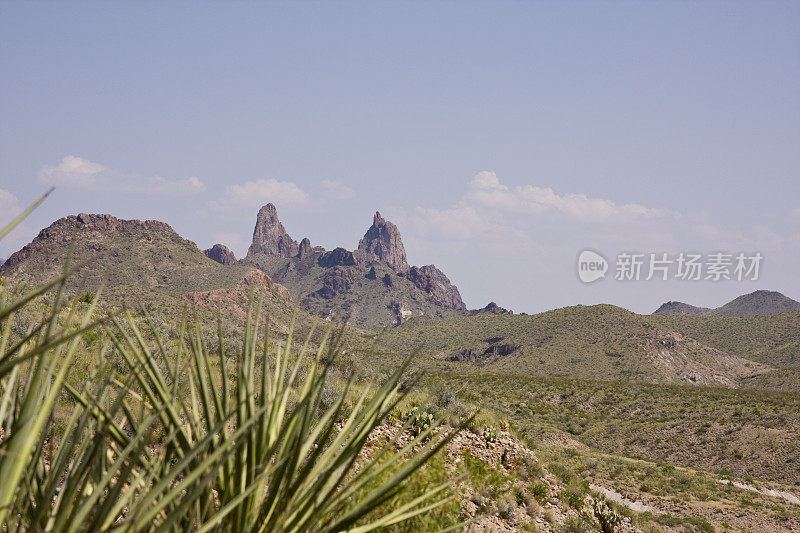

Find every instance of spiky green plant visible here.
[0,192,468,532]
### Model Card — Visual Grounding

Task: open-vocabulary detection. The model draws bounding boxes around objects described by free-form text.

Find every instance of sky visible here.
[1,1,799,314]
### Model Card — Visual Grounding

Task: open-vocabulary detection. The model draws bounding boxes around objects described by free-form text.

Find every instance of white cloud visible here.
[320,180,356,200]
[791,207,800,218]
[465,171,660,221]
[37,155,206,196]
[404,172,668,245]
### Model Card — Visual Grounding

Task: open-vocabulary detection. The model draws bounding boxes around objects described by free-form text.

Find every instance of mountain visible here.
[376,304,772,388]
[247,203,299,258]
[354,212,409,272]
[0,213,295,326]
[653,290,799,317]
[241,204,466,327]
[652,301,710,316]
[711,289,800,316]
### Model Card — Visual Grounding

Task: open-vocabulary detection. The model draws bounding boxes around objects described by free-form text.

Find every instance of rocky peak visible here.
[356,211,409,273]
[318,247,358,268]
[297,238,313,259]
[204,244,237,265]
[246,203,299,258]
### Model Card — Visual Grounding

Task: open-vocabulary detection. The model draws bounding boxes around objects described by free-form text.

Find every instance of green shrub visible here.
[77,290,95,304]
[531,481,550,502]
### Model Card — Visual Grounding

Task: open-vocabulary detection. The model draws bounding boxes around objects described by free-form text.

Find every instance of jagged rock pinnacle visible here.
[356,211,409,273]
[246,203,299,258]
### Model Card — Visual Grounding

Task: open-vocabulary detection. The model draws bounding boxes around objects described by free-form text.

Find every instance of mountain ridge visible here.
[240,203,467,327]
[0,212,298,328]
[653,290,800,317]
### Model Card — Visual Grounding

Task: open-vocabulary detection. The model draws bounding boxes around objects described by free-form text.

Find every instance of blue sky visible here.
[1,1,798,313]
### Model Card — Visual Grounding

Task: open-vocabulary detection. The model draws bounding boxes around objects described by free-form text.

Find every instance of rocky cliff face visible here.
[406,265,466,310]
[204,244,237,265]
[356,212,409,273]
[246,204,299,258]
[297,238,313,259]
[318,247,357,268]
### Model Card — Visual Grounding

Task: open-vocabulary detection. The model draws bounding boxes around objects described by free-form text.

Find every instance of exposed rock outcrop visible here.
[388,301,413,325]
[183,269,292,319]
[356,212,409,273]
[314,266,359,299]
[238,205,468,327]
[297,237,313,259]
[246,203,299,258]
[203,244,237,265]
[318,247,357,268]
[470,302,512,315]
[407,265,466,310]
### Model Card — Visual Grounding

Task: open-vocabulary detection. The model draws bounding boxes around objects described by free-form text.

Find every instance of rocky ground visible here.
[363,423,642,532]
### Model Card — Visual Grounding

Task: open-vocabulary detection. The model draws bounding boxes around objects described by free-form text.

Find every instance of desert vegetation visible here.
[3,195,800,532]
[0,200,469,532]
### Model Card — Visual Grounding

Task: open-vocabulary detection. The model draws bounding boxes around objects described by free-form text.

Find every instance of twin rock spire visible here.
[246,203,410,273]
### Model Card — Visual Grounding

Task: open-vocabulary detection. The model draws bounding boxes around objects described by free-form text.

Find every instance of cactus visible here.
[482,425,499,444]
[408,407,436,437]
[592,497,623,533]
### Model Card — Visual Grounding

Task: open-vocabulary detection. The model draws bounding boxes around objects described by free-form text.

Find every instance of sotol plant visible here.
[0,192,466,532]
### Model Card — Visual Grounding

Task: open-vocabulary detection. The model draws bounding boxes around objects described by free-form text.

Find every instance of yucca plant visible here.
[0,191,467,532]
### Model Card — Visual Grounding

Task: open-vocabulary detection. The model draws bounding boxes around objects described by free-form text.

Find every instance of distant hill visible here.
[376,304,773,388]
[240,204,467,328]
[653,290,800,317]
[652,301,711,316]
[0,213,297,328]
[711,290,800,316]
